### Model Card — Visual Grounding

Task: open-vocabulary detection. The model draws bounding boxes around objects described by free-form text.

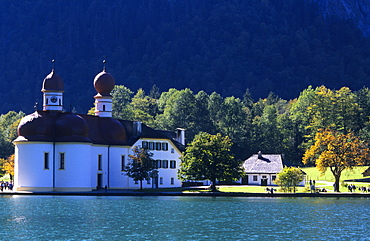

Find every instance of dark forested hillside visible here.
[1,0,370,114]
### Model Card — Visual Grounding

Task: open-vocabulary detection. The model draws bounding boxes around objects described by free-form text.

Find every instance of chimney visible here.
[176,128,186,145]
[258,151,262,159]
[133,121,142,137]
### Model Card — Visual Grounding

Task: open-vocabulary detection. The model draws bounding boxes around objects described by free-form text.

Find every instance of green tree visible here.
[303,128,370,192]
[125,146,156,190]
[112,85,134,120]
[306,86,360,138]
[274,166,304,193]
[178,132,243,192]
[193,91,215,135]
[156,88,198,140]
[0,111,25,159]
[129,88,157,126]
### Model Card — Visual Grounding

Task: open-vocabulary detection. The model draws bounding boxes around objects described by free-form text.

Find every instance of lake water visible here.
[0,195,369,240]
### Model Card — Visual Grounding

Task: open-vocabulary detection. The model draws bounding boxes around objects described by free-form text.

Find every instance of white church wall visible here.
[14,142,54,191]
[90,145,109,189]
[54,143,92,191]
[106,145,131,189]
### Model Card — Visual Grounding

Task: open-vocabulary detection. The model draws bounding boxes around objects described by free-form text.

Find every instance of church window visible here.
[44,152,49,169]
[46,98,48,105]
[170,160,176,169]
[142,141,148,149]
[157,160,162,168]
[171,178,174,185]
[134,180,138,184]
[59,153,65,170]
[59,99,61,106]
[147,179,151,185]
[103,105,106,111]
[162,143,168,151]
[155,142,161,150]
[149,142,154,150]
[121,155,126,171]
[162,160,168,168]
[160,177,163,185]
[171,148,174,153]
[98,154,102,171]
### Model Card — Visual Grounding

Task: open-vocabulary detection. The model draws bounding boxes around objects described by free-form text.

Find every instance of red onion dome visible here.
[55,113,90,142]
[99,117,127,144]
[17,111,54,141]
[42,70,64,92]
[93,71,115,96]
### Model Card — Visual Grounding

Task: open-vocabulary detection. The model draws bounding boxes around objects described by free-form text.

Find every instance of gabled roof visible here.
[243,153,284,174]
[119,120,185,151]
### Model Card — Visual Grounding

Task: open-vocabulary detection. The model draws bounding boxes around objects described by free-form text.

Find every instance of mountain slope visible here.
[0,0,369,114]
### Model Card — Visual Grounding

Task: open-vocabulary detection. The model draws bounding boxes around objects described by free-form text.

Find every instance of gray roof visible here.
[243,154,284,174]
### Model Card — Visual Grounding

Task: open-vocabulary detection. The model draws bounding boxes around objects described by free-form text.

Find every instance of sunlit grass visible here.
[302,166,369,182]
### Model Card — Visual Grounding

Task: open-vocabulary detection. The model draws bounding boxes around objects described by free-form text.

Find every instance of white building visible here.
[241,151,306,186]
[13,68,185,192]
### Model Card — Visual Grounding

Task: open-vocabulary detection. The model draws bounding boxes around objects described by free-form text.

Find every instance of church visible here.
[13,66,185,192]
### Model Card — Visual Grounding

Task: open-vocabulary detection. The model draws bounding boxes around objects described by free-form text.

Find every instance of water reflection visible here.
[0,196,369,240]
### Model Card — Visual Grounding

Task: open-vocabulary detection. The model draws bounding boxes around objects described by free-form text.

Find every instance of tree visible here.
[178,132,243,192]
[156,88,198,140]
[305,86,360,140]
[129,88,157,126]
[0,111,25,159]
[274,166,304,193]
[111,85,134,120]
[0,154,14,181]
[303,128,370,192]
[125,146,156,190]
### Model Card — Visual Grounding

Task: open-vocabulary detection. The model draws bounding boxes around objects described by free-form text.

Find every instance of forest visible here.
[1,0,370,115]
[4,84,369,166]
[1,0,370,166]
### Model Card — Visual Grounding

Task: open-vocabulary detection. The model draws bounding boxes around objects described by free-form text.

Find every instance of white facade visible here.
[14,137,183,192]
[243,173,278,186]
[13,68,185,192]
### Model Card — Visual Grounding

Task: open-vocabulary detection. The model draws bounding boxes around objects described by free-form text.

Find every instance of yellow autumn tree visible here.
[303,128,369,192]
[0,154,14,181]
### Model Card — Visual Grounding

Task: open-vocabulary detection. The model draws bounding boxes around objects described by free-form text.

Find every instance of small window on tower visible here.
[44,152,49,170]
[98,154,102,171]
[103,105,106,111]
[59,153,65,170]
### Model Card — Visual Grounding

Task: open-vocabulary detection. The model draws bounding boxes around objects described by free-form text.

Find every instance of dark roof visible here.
[118,120,185,151]
[93,71,115,96]
[243,153,284,174]
[16,111,185,151]
[42,70,64,92]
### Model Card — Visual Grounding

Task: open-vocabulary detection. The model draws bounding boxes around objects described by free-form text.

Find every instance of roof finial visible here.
[51,59,55,71]
[103,59,106,72]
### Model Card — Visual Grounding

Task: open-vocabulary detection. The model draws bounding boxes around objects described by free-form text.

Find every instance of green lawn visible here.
[302,166,369,182]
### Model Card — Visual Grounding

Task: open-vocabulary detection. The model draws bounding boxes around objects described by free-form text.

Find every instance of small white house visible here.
[241,151,305,186]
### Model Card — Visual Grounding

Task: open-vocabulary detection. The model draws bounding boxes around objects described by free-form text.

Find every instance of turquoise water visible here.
[0,196,369,240]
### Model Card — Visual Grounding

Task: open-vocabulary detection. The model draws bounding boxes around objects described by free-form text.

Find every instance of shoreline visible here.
[1,190,370,198]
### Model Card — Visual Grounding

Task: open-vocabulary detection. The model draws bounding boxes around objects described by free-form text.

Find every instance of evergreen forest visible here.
[1,0,370,114]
